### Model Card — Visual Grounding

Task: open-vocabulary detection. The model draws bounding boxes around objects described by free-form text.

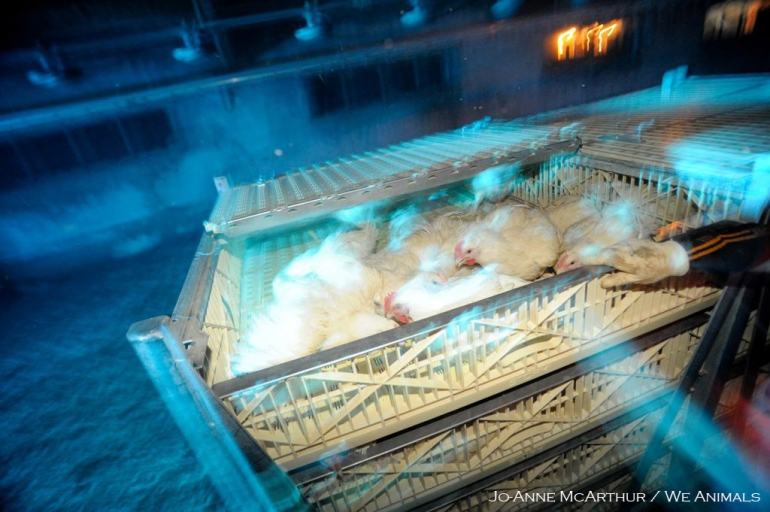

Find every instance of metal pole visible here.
[626,275,744,496]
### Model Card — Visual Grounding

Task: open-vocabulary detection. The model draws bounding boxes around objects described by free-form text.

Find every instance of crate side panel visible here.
[299,325,705,511]
[203,242,243,386]
[436,370,759,512]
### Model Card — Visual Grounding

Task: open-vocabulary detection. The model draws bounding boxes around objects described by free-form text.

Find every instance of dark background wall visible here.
[0,0,768,280]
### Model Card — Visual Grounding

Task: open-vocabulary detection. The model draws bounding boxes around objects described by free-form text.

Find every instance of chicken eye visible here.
[465,248,472,254]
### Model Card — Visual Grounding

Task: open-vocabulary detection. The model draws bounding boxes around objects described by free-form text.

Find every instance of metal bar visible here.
[338,156,391,179]
[198,7,313,32]
[322,161,363,185]
[316,162,358,190]
[277,174,301,204]
[734,284,770,436]
[667,279,758,488]
[388,144,447,167]
[398,140,467,163]
[402,138,474,162]
[309,165,343,193]
[626,274,745,495]
[191,0,232,70]
[212,138,581,237]
[292,168,321,196]
[115,118,135,156]
[169,234,219,371]
[374,147,439,170]
[126,316,311,512]
[361,151,412,174]
[62,129,86,167]
[426,133,503,153]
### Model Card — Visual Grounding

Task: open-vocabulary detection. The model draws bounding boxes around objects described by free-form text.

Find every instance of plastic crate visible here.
[435,369,757,512]
[291,310,764,512]
[200,155,753,473]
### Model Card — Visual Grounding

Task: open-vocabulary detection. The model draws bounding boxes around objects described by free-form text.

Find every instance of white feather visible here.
[390,266,529,322]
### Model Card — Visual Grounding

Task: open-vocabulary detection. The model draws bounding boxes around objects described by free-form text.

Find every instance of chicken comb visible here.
[454,242,464,261]
[384,291,395,314]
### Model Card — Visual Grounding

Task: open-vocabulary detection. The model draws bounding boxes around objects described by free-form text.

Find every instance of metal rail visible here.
[627,274,757,496]
[126,316,312,512]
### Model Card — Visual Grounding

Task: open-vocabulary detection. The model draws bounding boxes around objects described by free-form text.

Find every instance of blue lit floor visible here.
[0,228,223,511]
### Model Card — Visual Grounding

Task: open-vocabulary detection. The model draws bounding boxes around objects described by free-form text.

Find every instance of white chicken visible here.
[231,300,328,374]
[554,196,650,274]
[454,203,561,280]
[319,311,399,350]
[579,238,690,288]
[232,224,399,375]
[376,205,477,278]
[385,265,530,323]
[233,292,399,374]
[543,195,601,241]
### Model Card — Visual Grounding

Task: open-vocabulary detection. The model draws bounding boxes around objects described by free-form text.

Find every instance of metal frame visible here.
[216,159,739,472]
[628,271,770,498]
[125,75,770,511]
[126,316,312,512]
[136,154,756,510]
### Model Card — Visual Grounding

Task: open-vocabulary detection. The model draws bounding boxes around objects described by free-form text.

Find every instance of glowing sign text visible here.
[557,27,577,60]
[597,23,617,53]
[553,20,622,60]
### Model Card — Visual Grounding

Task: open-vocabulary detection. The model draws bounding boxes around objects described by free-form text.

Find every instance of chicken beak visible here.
[554,253,571,274]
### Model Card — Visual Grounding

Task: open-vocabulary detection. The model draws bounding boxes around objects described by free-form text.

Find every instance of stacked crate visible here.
[143,75,770,511]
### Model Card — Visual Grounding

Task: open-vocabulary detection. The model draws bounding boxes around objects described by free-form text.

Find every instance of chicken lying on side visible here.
[376,206,477,278]
[554,197,649,274]
[231,224,399,375]
[384,265,529,323]
[579,239,690,288]
[455,203,561,280]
